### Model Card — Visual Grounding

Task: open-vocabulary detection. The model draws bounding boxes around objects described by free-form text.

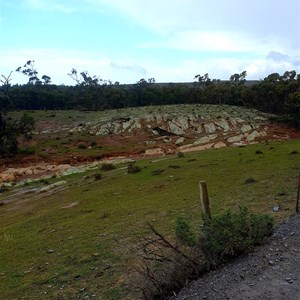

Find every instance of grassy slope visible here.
[0,140,299,299]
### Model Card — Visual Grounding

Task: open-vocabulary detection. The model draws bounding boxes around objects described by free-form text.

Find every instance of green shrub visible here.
[0,185,9,193]
[127,163,141,174]
[244,177,257,184]
[78,143,86,149]
[202,207,273,266]
[94,173,102,181]
[101,163,116,171]
[175,217,196,247]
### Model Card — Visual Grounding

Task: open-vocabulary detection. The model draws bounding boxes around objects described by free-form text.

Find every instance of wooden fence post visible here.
[296,170,300,213]
[199,181,212,221]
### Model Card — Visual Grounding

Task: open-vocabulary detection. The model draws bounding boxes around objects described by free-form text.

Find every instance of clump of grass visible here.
[101,211,109,219]
[289,150,299,155]
[127,163,141,174]
[168,165,180,169]
[94,173,102,181]
[78,143,87,149]
[101,163,116,171]
[151,169,165,176]
[255,150,263,154]
[244,177,257,184]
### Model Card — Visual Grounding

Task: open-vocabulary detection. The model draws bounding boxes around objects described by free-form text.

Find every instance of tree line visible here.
[1,65,299,118]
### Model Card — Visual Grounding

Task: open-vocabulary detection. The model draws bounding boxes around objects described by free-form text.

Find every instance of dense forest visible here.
[1,66,299,118]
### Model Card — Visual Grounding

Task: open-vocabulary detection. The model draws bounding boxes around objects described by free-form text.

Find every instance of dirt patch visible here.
[173,214,300,300]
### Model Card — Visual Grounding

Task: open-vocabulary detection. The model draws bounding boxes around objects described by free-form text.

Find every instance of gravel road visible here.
[173,214,300,300]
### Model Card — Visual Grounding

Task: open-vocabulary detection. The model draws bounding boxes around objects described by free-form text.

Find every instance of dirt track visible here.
[173,214,300,300]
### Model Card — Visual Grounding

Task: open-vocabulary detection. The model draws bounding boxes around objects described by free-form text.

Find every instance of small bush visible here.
[244,177,257,184]
[202,207,273,266]
[0,186,9,193]
[175,217,196,247]
[289,150,299,155]
[94,173,102,181]
[101,163,116,171]
[127,163,141,174]
[78,143,87,149]
[40,179,49,185]
[255,150,263,154]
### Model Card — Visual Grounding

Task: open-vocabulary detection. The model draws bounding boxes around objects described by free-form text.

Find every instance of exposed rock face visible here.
[30,105,275,158]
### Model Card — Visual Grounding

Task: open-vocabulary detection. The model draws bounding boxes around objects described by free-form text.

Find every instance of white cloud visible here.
[91,0,300,57]
[140,31,284,54]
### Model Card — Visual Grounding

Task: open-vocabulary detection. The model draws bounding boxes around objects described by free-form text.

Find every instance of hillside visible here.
[0,104,299,299]
[1,104,299,184]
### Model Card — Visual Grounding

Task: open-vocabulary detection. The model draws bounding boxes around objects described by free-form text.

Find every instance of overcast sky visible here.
[0,0,299,85]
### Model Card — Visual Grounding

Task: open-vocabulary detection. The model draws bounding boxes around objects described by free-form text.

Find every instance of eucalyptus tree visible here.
[68,68,107,110]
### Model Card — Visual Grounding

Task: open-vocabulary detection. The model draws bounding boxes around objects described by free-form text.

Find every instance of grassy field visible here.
[0,139,299,299]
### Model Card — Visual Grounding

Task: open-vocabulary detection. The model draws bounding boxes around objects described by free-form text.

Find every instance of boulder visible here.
[204,123,216,134]
[246,130,261,142]
[227,134,244,143]
[214,141,226,149]
[215,119,231,131]
[194,136,211,145]
[168,121,185,135]
[175,137,185,145]
[241,124,252,133]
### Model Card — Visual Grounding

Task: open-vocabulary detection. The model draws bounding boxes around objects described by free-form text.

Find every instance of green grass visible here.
[0,139,299,299]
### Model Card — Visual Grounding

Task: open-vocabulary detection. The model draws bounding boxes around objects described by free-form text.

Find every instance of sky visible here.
[0,0,299,85]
